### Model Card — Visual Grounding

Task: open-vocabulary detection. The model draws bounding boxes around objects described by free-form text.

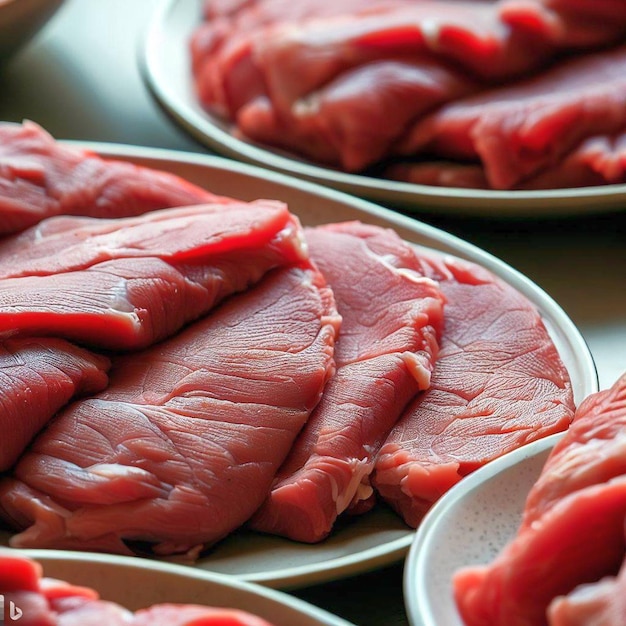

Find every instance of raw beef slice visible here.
[401,44,626,189]
[197,1,553,171]
[385,129,626,190]
[0,549,277,625]
[0,338,110,472]
[0,201,305,350]
[373,249,575,528]
[547,553,626,626]
[250,222,444,542]
[0,120,223,235]
[454,374,626,626]
[0,264,340,557]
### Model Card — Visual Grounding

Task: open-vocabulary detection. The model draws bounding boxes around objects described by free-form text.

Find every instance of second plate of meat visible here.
[0,123,597,589]
[140,0,626,216]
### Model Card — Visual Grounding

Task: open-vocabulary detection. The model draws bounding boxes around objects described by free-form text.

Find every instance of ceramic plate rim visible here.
[17,548,355,626]
[139,0,626,217]
[9,140,598,590]
[403,432,562,626]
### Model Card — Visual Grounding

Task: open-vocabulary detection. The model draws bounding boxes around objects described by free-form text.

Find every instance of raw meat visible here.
[453,374,626,626]
[385,129,626,190]
[195,1,554,170]
[0,121,222,235]
[0,338,110,472]
[250,222,444,542]
[373,250,574,528]
[192,0,626,185]
[235,57,475,171]
[0,201,305,350]
[547,557,626,626]
[0,550,276,625]
[500,0,626,50]
[400,44,626,189]
[455,479,626,626]
[0,264,340,557]
[523,372,626,525]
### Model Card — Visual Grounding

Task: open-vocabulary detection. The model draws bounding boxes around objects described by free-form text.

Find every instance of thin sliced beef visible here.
[0,264,340,557]
[372,249,574,528]
[249,222,444,542]
[0,338,110,472]
[453,374,626,626]
[523,373,626,525]
[0,550,276,625]
[0,121,223,235]
[385,129,626,190]
[384,160,489,190]
[400,44,626,189]
[197,1,556,171]
[0,549,41,590]
[500,0,626,50]
[547,555,626,626]
[193,0,626,174]
[0,202,305,350]
[236,57,475,171]
[191,0,410,81]
[519,130,626,190]
[455,479,626,626]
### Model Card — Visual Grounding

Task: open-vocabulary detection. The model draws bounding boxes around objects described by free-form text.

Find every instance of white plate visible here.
[140,0,626,217]
[404,432,558,626]
[17,549,354,626]
[1,143,598,590]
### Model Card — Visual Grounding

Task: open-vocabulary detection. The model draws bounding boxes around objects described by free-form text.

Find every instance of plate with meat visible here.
[0,121,597,589]
[140,0,626,216]
[406,373,626,626]
[2,548,353,625]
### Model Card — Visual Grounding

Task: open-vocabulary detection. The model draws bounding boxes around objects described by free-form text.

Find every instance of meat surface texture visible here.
[0,549,277,625]
[547,557,626,626]
[0,201,305,350]
[191,0,626,188]
[0,338,110,472]
[372,249,575,528]
[249,221,444,542]
[386,129,626,190]
[193,0,554,171]
[0,121,222,235]
[401,44,626,189]
[454,374,626,626]
[0,265,340,557]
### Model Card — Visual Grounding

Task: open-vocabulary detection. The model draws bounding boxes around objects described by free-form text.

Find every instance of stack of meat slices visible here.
[454,373,626,626]
[191,0,626,190]
[0,121,575,559]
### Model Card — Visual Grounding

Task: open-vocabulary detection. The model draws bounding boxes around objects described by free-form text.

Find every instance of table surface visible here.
[1,1,625,625]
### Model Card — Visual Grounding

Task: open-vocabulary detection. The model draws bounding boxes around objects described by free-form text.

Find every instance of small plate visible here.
[1,143,598,590]
[140,0,626,217]
[20,549,354,626]
[403,433,557,626]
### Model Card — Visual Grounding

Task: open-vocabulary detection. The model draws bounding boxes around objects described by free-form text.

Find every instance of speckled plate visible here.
[404,433,558,626]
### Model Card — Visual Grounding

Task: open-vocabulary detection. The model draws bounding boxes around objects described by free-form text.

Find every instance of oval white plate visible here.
[404,432,558,626]
[19,549,354,626]
[140,0,626,217]
[1,143,598,590]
